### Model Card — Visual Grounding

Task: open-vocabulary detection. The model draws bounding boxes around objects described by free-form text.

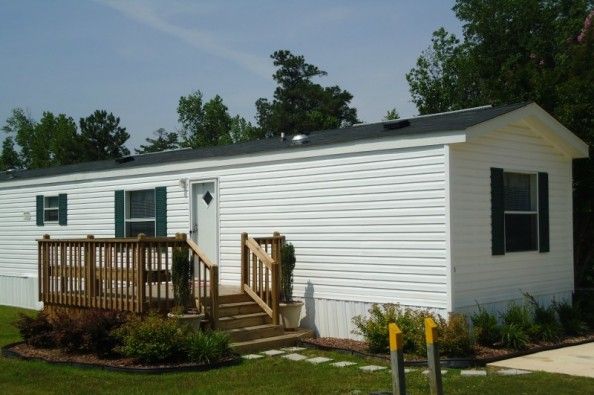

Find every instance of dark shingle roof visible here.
[0,102,529,182]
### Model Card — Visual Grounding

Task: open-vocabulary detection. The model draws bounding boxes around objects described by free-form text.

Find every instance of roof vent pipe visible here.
[291,133,310,145]
[281,132,286,141]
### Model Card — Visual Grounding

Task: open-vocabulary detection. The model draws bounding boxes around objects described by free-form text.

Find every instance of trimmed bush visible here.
[185,331,230,364]
[471,305,500,346]
[15,311,55,348]
[439,313,473,357]
[352,304,442,356]
[114,314,185,363]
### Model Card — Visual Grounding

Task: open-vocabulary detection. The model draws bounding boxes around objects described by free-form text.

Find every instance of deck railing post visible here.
[85,235,96,306]
[271,261,280,325]
[136,233,146,313]
[240,232,248,288]
[41,235,50,303]
[210,265,219,329]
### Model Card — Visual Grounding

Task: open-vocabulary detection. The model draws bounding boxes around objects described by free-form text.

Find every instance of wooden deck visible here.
[37,232,309,351]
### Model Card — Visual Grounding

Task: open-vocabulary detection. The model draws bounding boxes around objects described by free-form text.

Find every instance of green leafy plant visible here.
[352,304,444,356]
[280,242,296,303]
[114,314,185,363]
[185,330,230,364]
[471,305,500,346]
[172,246,192,310]
[500,323,530,350]
[439,313,473,357]
[524,294,562,342]
[554,300,588,336]
[501,302,533,331]
[15,311,54,348]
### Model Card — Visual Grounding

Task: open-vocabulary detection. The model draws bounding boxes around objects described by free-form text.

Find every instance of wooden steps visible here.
[230,329,314,354]
[217,293,313,353]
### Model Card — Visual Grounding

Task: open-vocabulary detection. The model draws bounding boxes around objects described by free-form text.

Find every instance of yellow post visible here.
[389,323,406,395]
[424,318,443,395]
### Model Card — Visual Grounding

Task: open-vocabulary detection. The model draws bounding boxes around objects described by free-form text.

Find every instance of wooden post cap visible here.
[389,323,403,351]
[137,233,146,240]
[424,317,438,344]
[42,234,50,239]
[86,235,95,239]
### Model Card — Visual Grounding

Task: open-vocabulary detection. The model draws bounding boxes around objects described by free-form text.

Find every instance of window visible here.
[503,172,538,252]
[125,189,155,237]
[44,196,60,222]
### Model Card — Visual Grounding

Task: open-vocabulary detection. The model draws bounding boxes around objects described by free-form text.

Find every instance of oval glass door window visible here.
[202,190,213,206]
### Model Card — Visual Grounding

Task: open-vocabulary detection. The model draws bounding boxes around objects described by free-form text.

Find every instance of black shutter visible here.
[538,172,549,252]
[155,187,167,237]
[115,190,125,237]
[491,168,505,255]
[58,193,67,226]
[36,195,44,226]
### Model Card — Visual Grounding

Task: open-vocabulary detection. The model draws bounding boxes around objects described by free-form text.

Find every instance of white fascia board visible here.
[0,131,466,189]
[465,102,589,159]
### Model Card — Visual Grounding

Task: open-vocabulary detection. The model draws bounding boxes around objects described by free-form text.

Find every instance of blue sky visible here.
[0,1,462,149]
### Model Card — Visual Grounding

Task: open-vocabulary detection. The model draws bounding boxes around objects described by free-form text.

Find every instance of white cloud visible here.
[99,0,272,79]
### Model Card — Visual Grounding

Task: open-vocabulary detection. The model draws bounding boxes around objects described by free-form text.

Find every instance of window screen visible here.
[503,172,538,252]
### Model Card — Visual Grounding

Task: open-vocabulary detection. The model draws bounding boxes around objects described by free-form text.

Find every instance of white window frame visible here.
[44,195,60,223]
[503,170,539,253]
[124,189,156,237]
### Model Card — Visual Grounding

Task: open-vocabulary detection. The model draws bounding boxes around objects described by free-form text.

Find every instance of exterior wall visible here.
[449,125,574,314]
[0,143,449,338]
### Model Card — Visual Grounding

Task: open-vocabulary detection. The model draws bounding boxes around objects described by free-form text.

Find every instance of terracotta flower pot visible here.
[279,301,304,330]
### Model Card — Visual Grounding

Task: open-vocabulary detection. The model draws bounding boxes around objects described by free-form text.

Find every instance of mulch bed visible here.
[1,342,241,374]
[302,333,594,368]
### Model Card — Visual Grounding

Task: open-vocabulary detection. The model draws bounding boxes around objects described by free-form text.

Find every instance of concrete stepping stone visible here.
[331,361,357,367]
[280,346,306,352]
[261,349,285,356]
[242,354,264,360]
[496,368,532,376]
[422,369,448,375]
[306,356,333,364]
[283,353,307,361]
[461,369,487,377]
[360,365,387,372]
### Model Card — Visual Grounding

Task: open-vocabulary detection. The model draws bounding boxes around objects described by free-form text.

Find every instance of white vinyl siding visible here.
[449,124,573,312]
[0,144,449,332]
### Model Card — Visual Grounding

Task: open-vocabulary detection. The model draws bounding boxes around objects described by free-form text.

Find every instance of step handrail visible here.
[180,234,219,329]
[241,232,281,325]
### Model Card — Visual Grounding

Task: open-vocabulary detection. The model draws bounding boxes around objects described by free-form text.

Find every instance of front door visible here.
[191,181,218,264]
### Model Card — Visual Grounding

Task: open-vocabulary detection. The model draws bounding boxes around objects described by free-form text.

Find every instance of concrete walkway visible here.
[488,343,594,378]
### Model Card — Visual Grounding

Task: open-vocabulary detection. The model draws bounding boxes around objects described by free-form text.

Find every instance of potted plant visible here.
[167,245,204,330]
[279,242,304,330]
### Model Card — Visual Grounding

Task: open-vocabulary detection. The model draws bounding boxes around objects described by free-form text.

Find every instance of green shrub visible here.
[77,310,128,356]
[501,302,533,331]
[114,314,185,363]
[439,313,474,357]
[280,242,296,302]
[500,323,529,350]
[172,246,192,309]
[352,304,398,353]
[524,294,562,342]
[185,330,230,364]
[471,305,500,346]
[15,311,55,348]
[352,304,445,356]
[554,300,588,336]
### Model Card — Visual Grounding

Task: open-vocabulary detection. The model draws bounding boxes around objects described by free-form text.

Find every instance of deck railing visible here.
[38,233,220,328]
[241,232,284,325]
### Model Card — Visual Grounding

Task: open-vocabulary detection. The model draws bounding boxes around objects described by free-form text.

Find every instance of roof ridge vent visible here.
[291,133,310,145]
[383,119,410,130]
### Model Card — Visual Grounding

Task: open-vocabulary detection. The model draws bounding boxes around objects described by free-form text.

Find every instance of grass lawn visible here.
[1,305,593,394]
